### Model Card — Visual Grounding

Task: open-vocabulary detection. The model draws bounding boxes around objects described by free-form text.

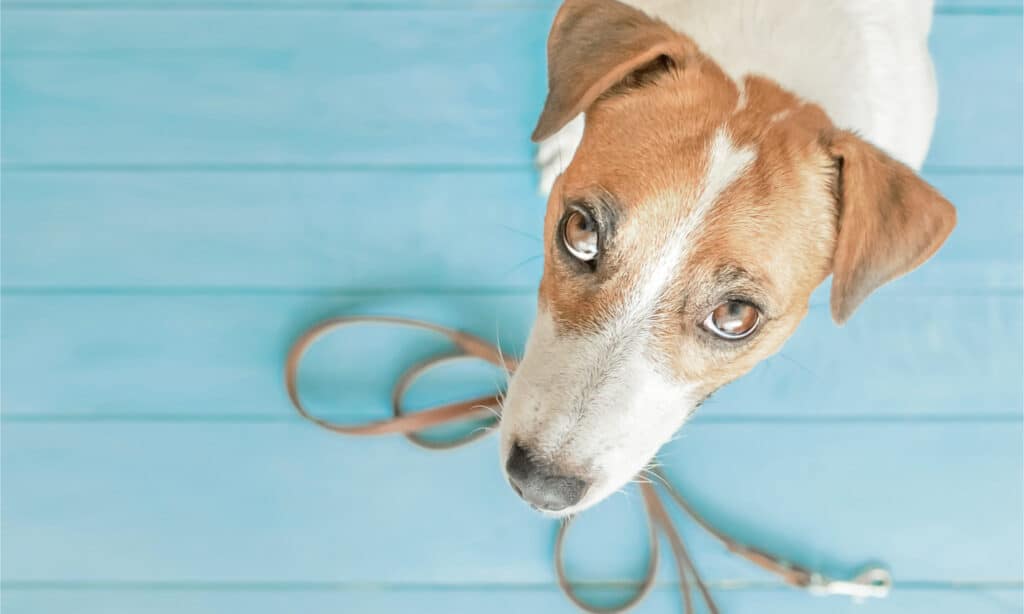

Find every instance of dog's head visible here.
[499,0,956,515]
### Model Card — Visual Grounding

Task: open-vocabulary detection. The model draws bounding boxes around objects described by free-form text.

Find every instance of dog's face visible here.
[499,0,956,516]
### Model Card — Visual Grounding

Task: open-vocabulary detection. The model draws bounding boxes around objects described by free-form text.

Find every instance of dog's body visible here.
[538,0,938,194]
[501,0,955,516]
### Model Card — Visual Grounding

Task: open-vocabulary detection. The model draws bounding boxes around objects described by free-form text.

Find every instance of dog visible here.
[499,0,956,515]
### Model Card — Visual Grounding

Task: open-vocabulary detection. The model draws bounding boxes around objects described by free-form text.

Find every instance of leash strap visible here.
[284,316,892,613]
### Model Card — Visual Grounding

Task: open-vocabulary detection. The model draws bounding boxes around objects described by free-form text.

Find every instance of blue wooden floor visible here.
[2,1,1022,613]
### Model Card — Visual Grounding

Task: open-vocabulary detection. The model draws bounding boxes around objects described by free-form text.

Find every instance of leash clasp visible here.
[807,566,892,601]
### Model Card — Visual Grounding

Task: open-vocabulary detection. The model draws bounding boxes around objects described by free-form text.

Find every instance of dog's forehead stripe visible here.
[622,129,756,327]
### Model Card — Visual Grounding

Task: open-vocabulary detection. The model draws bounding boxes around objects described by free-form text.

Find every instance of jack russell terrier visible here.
[499,0,956,515]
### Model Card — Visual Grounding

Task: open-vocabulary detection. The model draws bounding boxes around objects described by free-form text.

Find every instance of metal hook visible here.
[807,566,893,601]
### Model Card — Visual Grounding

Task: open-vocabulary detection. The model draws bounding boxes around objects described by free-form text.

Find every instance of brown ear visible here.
[531,0,694,142]
[828,131,957,324]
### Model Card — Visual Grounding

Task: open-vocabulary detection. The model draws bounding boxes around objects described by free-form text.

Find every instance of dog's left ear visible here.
[531,0,694,142]
[828,131,956,324]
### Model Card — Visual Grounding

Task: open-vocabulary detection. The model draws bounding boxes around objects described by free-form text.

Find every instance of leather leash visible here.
[284,315,893,613]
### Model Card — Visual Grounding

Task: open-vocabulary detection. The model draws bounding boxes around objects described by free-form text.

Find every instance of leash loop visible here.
[553,490,660,614]
[284,315,892,613]
[284,316,504,447]
[392,352,501,449]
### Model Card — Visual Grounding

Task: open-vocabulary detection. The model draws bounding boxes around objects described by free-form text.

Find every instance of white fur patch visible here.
[622,129,755,326]
[536,114,585,195]
[734,77,748,111]
[502,131,755,515]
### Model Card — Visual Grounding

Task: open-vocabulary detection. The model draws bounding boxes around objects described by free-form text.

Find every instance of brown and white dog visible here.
[499,0,956,515]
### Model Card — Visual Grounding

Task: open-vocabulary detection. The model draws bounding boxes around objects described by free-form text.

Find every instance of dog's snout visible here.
[505,443,588,512]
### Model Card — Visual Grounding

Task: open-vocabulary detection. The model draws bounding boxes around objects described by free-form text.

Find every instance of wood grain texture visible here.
[1,13,1020,167]
[1,0,1019,11]
[1,2,1021,611]
[3,588,1023,614]
[2,173,1020,291]
[2,422,1021,582]
[1,293,1020,419]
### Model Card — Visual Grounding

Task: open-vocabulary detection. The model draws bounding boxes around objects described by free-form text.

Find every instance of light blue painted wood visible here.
[2,422,1021,582]
[0,10,547,166]
[0,171,548,289]
[1,294,1020,419]
[1,172,1020,290]
[1,2,1021,611]
[2,588,1022,614]
[0,0,1018,13]
[1,13,1020,167]
[928,16,1024,168]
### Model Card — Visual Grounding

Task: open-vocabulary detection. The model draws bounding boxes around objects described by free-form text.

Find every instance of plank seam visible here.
[1,164,1021,175]
[0,163,537,173]
[2,287,1021,297]
[2,580,1022,591]
[3,413,1021,424]
[0,2,1020,14]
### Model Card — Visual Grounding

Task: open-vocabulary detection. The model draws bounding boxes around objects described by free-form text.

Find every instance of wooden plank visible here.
[0,10,547,166]
[1,293,1020,419]
[2,587,1022,614]
[938,0,1023,7]
[1,172,1018,291]
[1,421,1020,582]
[0,171,547,290]
[1,13,1019,167]
[1,0,1018,12]
[928,16,1024,168]
[941,4,1023,12]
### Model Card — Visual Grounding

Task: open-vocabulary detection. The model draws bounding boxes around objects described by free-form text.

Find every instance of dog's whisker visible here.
[652,444,686,461]
[497,223,543,243]
[470,424,499,437]
[471,403,502,419]
[775,351,820,378]
[641,465,675,492]
[665,431,689,444]
[611,486,632,506]
[493,325,514,388]
[500,253,543,279]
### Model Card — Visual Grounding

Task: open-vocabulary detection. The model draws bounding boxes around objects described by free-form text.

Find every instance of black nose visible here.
[505,443,588,511]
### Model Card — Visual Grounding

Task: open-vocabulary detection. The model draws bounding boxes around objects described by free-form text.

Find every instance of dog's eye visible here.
[562,208,599,262]
[704,301,760,339]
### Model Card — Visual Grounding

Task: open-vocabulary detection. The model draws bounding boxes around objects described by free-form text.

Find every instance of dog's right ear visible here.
[827,131,957,324]
[531,0,695,142]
